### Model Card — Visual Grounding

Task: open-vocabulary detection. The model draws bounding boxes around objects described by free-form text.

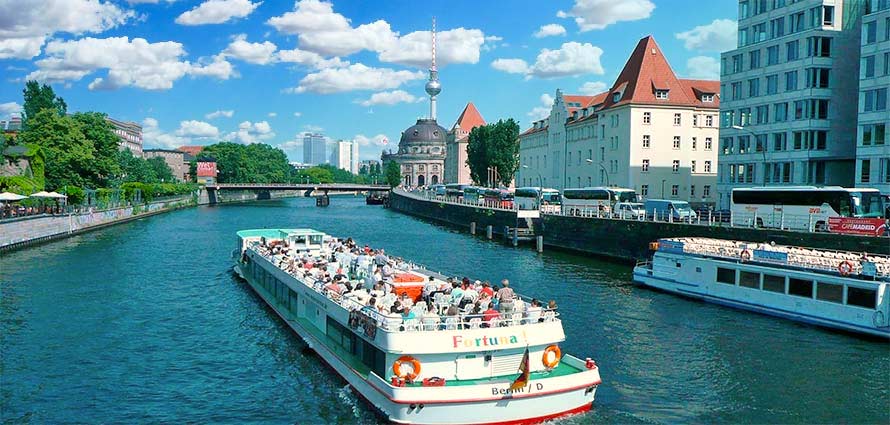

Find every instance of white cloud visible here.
[126,0,177,3]
[0,102,23,117]
[0,0,135,59]
[684,56,720,80]
[189,54,237,80]
[267,0,486,67]
[293,112,302,117]
[175,0,261,25]
[353,134,391,160]
[303,124,323,132]
[530,42,604,79]
[25,37,234,90]
[226,120,275,143]
[175,120,220,138]
[675,19,738,52]
[222,34,277,64]
[534,24,566,38]
[142,117,187,149]
[578,81,608,95]
[292,63,424,94]
[355,90,419,107]
[490,58,529,74]
[205,109,234,119]
[557,0,654,31]
[277,48,348,69]
[268,112,277,117]
[527,93,554,121]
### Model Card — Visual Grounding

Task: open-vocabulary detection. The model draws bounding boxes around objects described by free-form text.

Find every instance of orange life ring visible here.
[393,355,421,381]
[739,250,751,262]
[838,261,854,276]
[542,345,561,369]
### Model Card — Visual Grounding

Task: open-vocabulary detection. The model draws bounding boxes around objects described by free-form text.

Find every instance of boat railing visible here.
[663,238,890,279]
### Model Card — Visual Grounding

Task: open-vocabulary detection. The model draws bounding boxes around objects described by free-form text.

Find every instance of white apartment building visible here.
[106,117,143,157]
[518,36,720,206]
[330,140,359,174]
[856,0,890,191]
[718,0,867,208]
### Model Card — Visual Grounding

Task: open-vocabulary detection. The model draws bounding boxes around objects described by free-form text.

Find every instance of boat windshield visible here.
[850,191,885,218]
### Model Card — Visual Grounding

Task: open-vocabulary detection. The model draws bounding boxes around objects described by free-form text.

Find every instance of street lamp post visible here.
[585,158,609,187]
[522,164,544,207]
[661,179,666,198]
[732,125,767,184]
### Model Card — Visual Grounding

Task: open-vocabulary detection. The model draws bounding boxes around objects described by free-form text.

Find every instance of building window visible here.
[766,74,778,95]
[703,185,711,197]
[673,136,681,149]
[704,161,712,173]
[705,137,713,150]
[863,88,888,112]
[731,82,742,100]
[882,158,890,183]
[748,78,760,97]
[692,137,697,150]
[692,115,698,127]
[749,50,761,69]
[784,71,798,91]
[642,111,651,124]
[691,160,697,173]
[786,40,799,61]
[642,135,650,148]
[756,105,769,124]
[642,159,650,172]
[774,102,788,122]
[807,36,832,57]
[805,68,830,88]
[673,113,681,126]
[865,21,877,44]
[767,45,779,65]
[702,94,714,102]
[690,185,696,197]
[772,132,787,151]
[671,185,679,197]
[706,115,714,127]
[864,55,876,78]
[861,160,871,183]
[672,160,680,173]
[655,90,669,100]
[732,54,743,72]
[641,184,649,196]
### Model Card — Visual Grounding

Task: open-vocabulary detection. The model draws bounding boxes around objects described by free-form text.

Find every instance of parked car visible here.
[613,202,646,219]
[643,199,697,221]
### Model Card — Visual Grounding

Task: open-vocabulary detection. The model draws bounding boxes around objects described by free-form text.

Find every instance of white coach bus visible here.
[731,186,885,231]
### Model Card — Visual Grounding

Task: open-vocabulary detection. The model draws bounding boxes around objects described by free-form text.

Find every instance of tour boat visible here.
[232,228,602,424]
[633,237,890,339]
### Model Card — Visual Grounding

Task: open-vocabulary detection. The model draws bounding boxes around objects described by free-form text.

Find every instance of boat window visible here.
[846,287,877,309]
[788,278,813,298]
[327,317,357,355]
[762,274,785,293]
[716,267,736,284]
[360,339,387,378]
[816,282,843,303]
[740,271,761,289]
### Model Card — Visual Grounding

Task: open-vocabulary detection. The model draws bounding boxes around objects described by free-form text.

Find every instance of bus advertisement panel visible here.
[827,217,888,236]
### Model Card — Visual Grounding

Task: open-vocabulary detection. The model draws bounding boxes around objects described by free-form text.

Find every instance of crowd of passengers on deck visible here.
[251,236,559,331]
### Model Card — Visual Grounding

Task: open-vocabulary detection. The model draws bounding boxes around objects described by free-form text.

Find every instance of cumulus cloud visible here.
[491,58,529,74]
[684,56,721,80]
[0,102,23,117]
[0,0,135,59]
[175,0,261,25]
[291,63,425,94]
[175,120,220,138]
[226,120,275,143]
[268,112,277,117]
[493,42,604,79]
[267,0,486,67]
[205,109,234,119]
[355,90,419,107]
[527,93,555,121]
[142,117,187,149]
[25,37,235,90]
[578,81,608,95]
[557,0,654,31]
[675,19,738,52]
[222,34,277,64]
[293,112,302,117]
[277,48,348,69]
[534,24,567,38]
[189,54,238,80]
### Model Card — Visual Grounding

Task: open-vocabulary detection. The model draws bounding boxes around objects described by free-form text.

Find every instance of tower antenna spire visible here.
[424,17,441,121]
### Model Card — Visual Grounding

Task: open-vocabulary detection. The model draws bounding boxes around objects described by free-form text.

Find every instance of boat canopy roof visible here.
[237,228,326,239]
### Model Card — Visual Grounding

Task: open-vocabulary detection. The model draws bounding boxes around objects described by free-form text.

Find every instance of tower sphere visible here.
[425,79,441,96]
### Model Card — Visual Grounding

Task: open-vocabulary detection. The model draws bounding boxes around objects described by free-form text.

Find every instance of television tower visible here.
[424,17,441,121]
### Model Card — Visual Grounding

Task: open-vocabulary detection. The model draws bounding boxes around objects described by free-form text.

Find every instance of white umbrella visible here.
[0,192,27,201]
[45,191,67,199]
[29,191,52,198]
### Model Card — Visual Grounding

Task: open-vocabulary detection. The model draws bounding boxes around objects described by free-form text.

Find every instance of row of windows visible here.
[715,267,878,310]
[738,4,834,48]
[720,161,831,185]
[862,16,890,44]
[641,135,714,151]
[862,88,889,112]
[720,130,828,155]
[640,159,712,174]
[641,112,716,127]
[861,52,890,79]
[726,37,831,76]
[722,99,829,128]
[859,158,890,184]
[861,123,888,146]
[724,69,829,102]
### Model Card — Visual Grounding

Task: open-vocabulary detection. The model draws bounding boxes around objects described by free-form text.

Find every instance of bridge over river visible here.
[202,183,391,205]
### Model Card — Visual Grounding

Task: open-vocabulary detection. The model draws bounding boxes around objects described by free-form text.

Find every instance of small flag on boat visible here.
[508,347,530,391]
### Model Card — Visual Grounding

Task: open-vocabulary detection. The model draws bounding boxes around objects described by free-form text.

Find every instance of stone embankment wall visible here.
[0,196,195,251]
[197,189,304,205]
[388,190,890,261]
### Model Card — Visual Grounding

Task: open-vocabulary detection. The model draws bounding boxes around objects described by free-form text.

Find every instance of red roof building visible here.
[518,35,720,207]
[177,146,204,157]
[445,102,487,185]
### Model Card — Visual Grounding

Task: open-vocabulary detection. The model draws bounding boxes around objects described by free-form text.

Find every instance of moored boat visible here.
[233,228,602,424]
[633,237,890,339]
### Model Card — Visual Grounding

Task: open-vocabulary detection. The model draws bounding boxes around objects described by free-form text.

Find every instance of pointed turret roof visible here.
[453,102,485,132]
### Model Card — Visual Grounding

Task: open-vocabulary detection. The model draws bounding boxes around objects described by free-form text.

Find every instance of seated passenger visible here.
[398,292,414,309]
[449,282,464,305]
[525,299,543,323]
[482,305,500,327]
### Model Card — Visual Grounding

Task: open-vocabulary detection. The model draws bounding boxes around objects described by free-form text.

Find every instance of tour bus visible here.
[482,188,514,209]
[462,186,482,204]
[514,187,561,211]
[445,183,470,198]
[731,186,886,231]
[561,187,638,215]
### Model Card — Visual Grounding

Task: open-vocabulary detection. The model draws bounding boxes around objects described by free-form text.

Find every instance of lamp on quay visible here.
[585,158,610,187]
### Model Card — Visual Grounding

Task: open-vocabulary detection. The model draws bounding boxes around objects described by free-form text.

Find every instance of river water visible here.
[1,196,888,424]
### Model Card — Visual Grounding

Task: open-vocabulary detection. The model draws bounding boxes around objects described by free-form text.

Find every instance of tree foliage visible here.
[16,109,96,189]
[71,112,121,183]
[197,142,292,183]
[384,160,401,187]
[22,80,67,127]
[465,119,520,187]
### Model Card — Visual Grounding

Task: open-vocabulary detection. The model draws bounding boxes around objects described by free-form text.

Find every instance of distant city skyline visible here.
[0,0,738,161]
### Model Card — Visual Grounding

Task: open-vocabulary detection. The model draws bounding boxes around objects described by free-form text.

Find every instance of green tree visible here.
[22,81,67,127]
[384,160,400,187]
[71,112,121,186]
[16,109,95,190]
[465,118,520,187]
[146,157,175,182]
[198,142,292,183]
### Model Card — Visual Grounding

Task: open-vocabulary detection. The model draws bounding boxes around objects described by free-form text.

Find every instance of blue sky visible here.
[0,0,738,161]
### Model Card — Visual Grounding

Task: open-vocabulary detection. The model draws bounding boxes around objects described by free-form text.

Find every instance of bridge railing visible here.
[209,183,391,190]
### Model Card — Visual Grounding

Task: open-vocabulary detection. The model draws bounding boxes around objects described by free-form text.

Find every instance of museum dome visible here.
[398,119,447,153]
